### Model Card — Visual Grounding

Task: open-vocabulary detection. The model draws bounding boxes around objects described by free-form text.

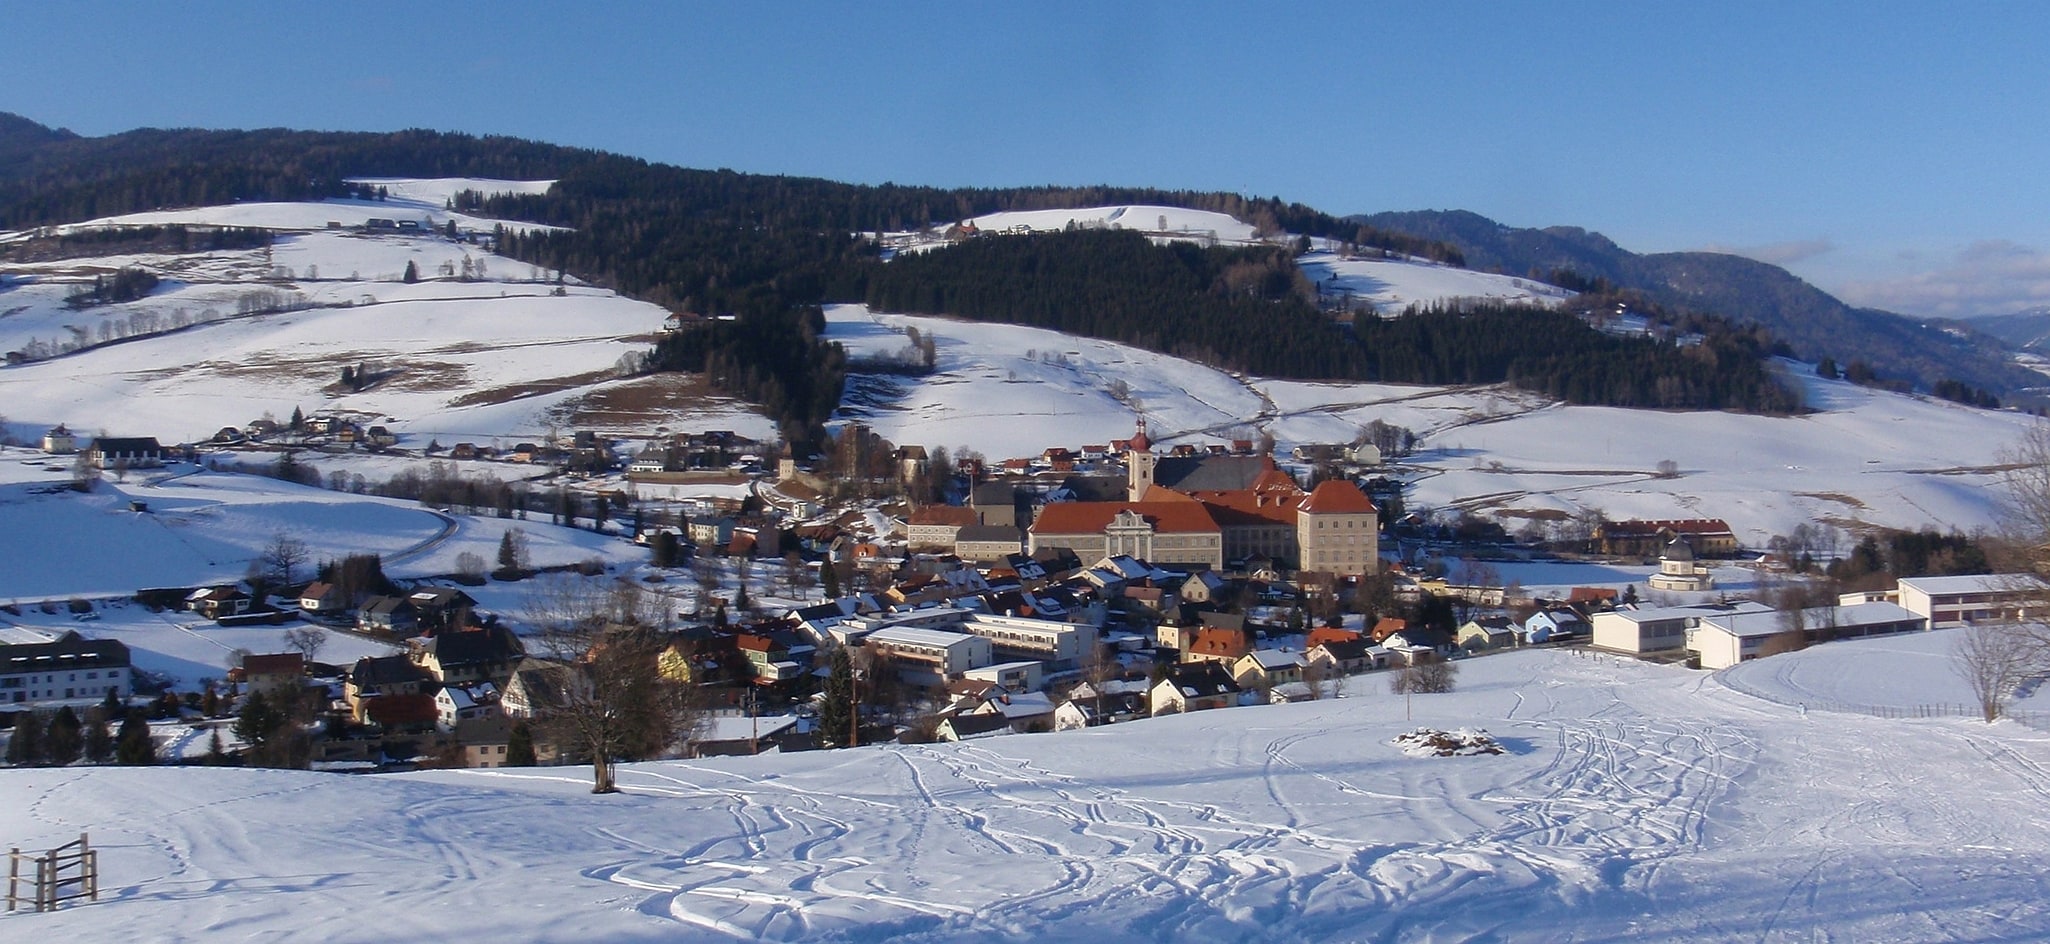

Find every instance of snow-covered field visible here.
[4,645,2047,941]
[828,305,2038,542]
[0,451,642,601]
[1298,249,1572,314]
[964,204,1259,242]
[0,181,775,447]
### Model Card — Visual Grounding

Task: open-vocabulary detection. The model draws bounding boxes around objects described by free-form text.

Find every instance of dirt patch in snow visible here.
[1393,728,1505,757]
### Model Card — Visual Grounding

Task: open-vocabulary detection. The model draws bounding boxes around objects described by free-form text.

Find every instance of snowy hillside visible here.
[964,204,1259,243]
[0,450,642,602]
[4,644,2047,942]
[828,306,2038,542]
[0,182,775,446]
[1297,249,1572,314]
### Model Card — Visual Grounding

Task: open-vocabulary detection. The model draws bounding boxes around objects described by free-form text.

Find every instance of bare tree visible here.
[263,532,310,586]
[1953,623,2037,722]
[1391,653,1457,695]
[523,576,700,793]
[283,625,327,662]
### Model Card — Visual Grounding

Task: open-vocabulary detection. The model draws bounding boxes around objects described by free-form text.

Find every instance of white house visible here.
[1895,574,2047,629]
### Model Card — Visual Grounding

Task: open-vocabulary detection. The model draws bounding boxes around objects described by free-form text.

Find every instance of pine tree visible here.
[402,260,420,283]
[43,706,82,765]
[506,722,536,767]
[817,648,855,749]
[206,729,227,765]
[234,691,280,761]
[498,529,520,573]
[289,405,305,430]
[116,710,155,765]
[8,711,44,766]
[85,713,114,764]
[820,560,841,598]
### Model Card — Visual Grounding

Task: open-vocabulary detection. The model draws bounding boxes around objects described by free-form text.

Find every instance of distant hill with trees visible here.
[1354,209,2040,397]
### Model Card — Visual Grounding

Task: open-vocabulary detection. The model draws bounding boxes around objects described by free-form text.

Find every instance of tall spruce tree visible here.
[818,648,855,749]
[116,710,155,765]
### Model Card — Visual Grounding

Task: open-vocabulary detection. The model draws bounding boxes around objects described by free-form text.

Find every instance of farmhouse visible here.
[86,436,165,470]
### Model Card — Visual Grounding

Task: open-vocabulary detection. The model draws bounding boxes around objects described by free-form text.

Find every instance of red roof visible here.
[1600,518,1733,537]
[1306,626,1361,649]
[365,693,438,726]
[1188,627,1250,658]
[242,652,304,677]
[908,506,978,527]
[1299,480,1377,515]
[1371,617,1408,642]
[1029,501,1220,536]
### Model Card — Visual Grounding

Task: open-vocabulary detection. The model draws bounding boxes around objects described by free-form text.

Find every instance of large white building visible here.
[960,613,1097,671]
[1895,574,2047,628]
[864,626,993,685]
[1687,602,1927,670]
[1589,601,1774,655]
[0,631,131,706]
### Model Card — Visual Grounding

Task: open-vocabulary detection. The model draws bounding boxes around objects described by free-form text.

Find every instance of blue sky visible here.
[5,1,2048,317]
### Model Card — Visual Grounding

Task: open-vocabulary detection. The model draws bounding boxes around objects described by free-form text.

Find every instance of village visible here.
[0,413,2035,772]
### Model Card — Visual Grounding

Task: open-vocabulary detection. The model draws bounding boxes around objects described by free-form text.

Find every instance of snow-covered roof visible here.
[1896,574,2046,596]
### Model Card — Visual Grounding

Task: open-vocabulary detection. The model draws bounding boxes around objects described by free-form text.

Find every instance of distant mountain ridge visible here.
[1954,306,2050,355]
[1354,210,2040,396]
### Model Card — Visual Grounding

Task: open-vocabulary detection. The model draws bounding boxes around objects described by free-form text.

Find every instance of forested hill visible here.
[0,111,1798,438]
[862,229,1800,414]
[1355,209,2039,396]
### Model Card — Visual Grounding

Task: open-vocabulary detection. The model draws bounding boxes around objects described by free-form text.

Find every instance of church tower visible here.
[1125,418,1156,502]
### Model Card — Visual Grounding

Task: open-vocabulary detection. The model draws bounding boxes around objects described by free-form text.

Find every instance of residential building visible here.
[1149,661,1243,715]
[0,631,130,705]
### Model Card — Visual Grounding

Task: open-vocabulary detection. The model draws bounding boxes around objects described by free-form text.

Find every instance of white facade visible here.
[865,626,993,682]
[1589,601,1774,654]
[1687,602,1926,669]
[960,613,1097,671]
[1896,574,2046,629]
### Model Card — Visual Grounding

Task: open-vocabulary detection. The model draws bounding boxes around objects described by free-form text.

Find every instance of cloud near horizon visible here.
[1836,240,2050,319]
[1698,237,1837,267]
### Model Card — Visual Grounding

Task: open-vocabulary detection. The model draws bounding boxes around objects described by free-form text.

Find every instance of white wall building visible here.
[1688,602,1927,670]
[1896,574,2047,629]
[1589,601,1774,655]
[865,626,993,685]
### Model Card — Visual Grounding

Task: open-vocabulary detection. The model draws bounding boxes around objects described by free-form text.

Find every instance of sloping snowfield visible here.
[0,453,641,601]
[3,644,2047,941]
[828,305,2037,542]
[1298,250,1572,313]
[0,181,774,446]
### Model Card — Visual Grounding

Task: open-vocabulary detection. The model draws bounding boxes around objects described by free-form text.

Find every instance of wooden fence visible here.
[6,833,97,913]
